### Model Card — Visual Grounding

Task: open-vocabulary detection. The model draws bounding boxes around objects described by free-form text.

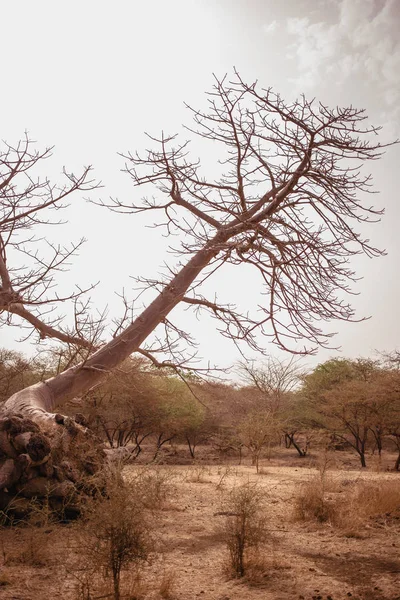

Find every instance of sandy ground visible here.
[1,457,399,600]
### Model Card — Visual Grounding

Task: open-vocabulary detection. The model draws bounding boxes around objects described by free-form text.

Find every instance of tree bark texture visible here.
[0,412,106,522]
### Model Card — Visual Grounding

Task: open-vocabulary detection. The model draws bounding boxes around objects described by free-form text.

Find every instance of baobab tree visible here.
[0,71,393,512]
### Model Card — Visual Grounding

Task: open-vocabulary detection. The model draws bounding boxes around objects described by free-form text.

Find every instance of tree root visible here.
[0,412,107,523]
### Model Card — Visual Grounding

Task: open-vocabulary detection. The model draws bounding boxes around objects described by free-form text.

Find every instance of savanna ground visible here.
[1,447,399,600]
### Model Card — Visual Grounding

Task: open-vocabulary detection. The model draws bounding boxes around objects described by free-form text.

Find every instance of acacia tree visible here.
[238,356,310,455]
[300,359,400,467]
[238,357,304,412]
[322,379,375,467]
[0,72,393,506]
[78,359,158,454]
[238,409,279,471]
[0,349,45,403]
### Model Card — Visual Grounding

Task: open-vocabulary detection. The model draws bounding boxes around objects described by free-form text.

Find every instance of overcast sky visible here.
[1,0,399,371]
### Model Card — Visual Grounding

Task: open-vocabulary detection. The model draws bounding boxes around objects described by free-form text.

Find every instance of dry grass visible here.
[334,478,400,531]
[242,549,292,588]
[157,569,177,599]
[293,474,400,532]
[13,527,58,567]
[293,482,337,524]
[0,498,60,568]
[293,456,340,524]
[184,465,211,483]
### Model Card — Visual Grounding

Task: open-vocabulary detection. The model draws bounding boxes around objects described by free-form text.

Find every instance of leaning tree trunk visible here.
[0,236,225,520]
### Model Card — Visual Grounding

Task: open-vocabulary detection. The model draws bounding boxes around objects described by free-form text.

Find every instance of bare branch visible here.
[0,136,101,349]
[2,72,396,416]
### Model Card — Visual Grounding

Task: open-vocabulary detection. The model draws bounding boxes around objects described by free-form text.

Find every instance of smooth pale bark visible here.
[0,238,226,518]
[2,233,227,419]
[2,382,55,421]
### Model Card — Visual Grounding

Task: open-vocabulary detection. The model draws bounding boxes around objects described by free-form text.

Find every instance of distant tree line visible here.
[1,349,400,469]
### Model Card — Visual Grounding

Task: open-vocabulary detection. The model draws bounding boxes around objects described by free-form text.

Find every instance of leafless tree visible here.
[0,134,102,351]
[238,408,280,471]
[1,71,394,425]
[238,356,311,456]
[238,356,304,411]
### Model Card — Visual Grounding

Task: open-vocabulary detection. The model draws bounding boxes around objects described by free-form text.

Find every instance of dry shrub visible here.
[71,565,99,600]
[241,549,270,586]
[293,453,340,524]
[293,482,337,524]
[220,483,268,578]
[1,525,58,567]
[70,476,153,600]
[185,465,210,483]
[1,497,60,567]
[16,527,58,567]
[126,467,175,509]
[334,478,400,531]
[243,549,292,587]
[294,475,400,531]
[125,571,150,600]
[215,465,234,490]
[314,448,337,476]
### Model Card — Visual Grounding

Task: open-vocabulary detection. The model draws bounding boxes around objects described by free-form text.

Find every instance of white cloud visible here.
[263,20,278,34]
[285,0,400,128]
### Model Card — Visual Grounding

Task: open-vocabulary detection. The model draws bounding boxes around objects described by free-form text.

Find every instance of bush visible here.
[293,482,337,524]
[75,478,153,600]
[334,479,400,531]
[125,466,175,510]
[220,483,268,578]
[293,475,400,531]
[184,465,210,483]
[293,453,339,524]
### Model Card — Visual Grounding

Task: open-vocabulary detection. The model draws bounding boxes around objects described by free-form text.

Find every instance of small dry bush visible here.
[184,465,210,483]
[293,482,337,524]
[125,571,151,600]
[17,528,58,567]
[220,483,269,579]
[243,549,292,587]
[1,497,60,567]
[215,465,235,490]
[334,478,400,531]
[70,475,153,600]
[293,453,339,524]
[125,467,175,510]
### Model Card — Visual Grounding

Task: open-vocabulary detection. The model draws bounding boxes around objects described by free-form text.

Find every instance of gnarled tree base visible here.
[0,412,107,523]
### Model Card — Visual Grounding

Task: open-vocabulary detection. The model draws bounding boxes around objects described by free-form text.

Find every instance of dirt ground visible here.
[1,451,399,600]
